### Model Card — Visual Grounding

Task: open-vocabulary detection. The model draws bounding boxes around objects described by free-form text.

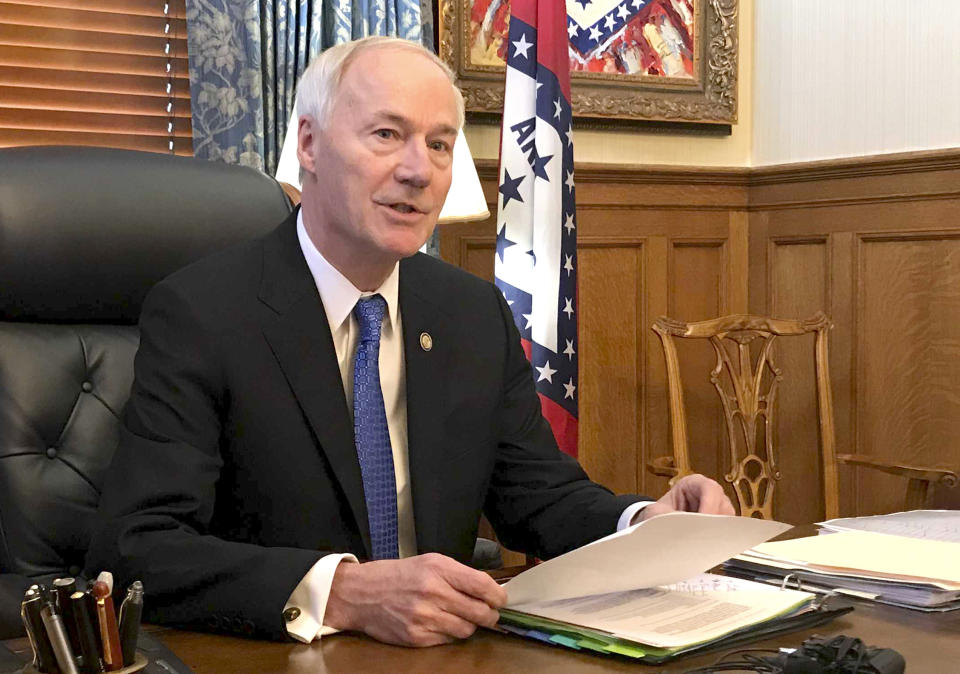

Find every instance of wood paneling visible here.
[857,234,960,515]
[768,241,829,523]
[754,149,960,518]
[578,243,642,495]
[442,148,960,524]
[670,241,726,495]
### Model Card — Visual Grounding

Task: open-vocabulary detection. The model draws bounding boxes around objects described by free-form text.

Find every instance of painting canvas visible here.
[468,0,695,79]
[440,0,738,123]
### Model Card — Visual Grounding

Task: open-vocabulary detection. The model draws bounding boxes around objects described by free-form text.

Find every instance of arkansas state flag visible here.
[494,0,579,457]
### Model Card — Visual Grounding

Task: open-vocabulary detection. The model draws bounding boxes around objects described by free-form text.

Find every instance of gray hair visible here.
[295,36,465,132]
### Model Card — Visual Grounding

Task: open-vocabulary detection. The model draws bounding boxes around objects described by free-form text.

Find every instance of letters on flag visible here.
[494,0,579,457]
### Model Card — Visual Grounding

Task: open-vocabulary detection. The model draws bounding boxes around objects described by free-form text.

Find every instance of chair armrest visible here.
[647,455,679,478]
[279,181,301,206]
[470,538,503,571]
[836,454,959,487]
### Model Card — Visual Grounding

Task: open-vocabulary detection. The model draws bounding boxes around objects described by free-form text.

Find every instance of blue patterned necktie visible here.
[352,294,399,560]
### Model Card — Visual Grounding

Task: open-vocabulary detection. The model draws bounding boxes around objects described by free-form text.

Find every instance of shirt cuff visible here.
[617,501,655,531]
[283,553,359,643]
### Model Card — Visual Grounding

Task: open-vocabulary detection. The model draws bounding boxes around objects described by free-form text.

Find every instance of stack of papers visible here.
[496,513,827,661]
[500,572,816,660]
[819,509,960,543]
[725,524,960,611]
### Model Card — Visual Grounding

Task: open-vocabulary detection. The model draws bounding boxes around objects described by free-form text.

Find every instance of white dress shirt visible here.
[283,210,649,642]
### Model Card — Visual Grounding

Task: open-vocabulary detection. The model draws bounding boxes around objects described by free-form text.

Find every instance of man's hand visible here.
[641,473,736,521]
[324,553,508,647]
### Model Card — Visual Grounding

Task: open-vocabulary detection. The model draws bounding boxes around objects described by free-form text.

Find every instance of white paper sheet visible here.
[503,512,791,605]
[818,510,960,543]
[508,572,813,649]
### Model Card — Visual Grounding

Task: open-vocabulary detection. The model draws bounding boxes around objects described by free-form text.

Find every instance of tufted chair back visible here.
[0,146,293,635]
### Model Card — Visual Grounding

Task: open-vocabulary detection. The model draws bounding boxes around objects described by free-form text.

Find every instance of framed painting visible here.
[438,0,738,124]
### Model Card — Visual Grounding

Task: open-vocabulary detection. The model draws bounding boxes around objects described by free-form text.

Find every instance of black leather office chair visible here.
[0,146,293,637]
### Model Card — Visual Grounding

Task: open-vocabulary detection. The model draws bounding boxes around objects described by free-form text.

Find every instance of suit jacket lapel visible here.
[400,256,453,555]
[258,211,371,557]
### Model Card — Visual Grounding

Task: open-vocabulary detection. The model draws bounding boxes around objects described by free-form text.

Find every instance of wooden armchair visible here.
[648,312,958,519]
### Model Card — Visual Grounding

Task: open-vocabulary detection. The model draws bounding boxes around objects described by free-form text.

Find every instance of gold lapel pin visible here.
[419,332,433,351]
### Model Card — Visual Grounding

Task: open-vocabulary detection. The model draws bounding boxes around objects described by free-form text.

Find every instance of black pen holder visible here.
[23,651,148,674]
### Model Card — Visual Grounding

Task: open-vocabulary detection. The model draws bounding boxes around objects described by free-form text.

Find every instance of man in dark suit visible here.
[88,37,732,647]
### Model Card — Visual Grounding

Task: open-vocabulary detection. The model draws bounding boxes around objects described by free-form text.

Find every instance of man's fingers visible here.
[431,609,483,640]
[680,474,736,515]
[639,501,674,521]
[436,558,508,609]
[697,489,734,515]
[647,474,737,518]
[436,590,502,628]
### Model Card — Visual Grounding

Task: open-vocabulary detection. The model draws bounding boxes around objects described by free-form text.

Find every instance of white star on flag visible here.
[564,339,576,360]
[554,98,562,119]
[604,13,615,30]
[564,213,576,234]
[536,360,557,383]
[513,33,533,59]
[568,23,579,38]
[564,254,574,276]
[522,312,533,329]
[565,170,575,192]
[617,4,629,20]
[563,378,576,400]
[563,297,574,319]
[589,25,601,41]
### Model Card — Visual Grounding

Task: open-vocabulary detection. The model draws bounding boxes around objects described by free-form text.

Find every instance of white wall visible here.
[753,0,960,166]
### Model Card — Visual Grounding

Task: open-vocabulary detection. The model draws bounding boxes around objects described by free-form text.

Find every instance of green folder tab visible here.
[603,642,649,658]
[548,634,581,649]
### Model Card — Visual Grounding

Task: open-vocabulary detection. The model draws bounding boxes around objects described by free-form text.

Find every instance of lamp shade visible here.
[275,111,489,224]
[438,129,490,223]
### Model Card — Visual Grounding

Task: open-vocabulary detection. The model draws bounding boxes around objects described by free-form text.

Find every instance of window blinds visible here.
[0,0,192,155]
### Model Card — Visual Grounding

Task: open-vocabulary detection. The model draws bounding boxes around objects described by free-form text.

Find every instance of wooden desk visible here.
[5,599,959,673]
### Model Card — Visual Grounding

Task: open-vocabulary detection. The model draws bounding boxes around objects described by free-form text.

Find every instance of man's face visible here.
[299,47,460,277]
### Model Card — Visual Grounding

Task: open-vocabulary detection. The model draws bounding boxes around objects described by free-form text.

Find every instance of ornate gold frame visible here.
[438,0,738,124]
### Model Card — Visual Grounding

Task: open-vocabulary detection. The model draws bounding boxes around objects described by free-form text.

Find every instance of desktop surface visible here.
[4,597,959,673]
[5,526,958,672]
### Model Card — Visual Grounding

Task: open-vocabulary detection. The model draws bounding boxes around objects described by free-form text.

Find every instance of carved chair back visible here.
[650,313,839,519]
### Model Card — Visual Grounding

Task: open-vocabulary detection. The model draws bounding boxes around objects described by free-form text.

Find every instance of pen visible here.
[117,581,143,667]
[53,578,82,656]
[21,589,59,674]
[40,597,79,674]
[30,583,53,605]
[70,591,104,674]
[96,572,113,595]
[91,581,122,672]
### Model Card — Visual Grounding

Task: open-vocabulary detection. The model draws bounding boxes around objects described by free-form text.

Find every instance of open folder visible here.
[495,513,851,662]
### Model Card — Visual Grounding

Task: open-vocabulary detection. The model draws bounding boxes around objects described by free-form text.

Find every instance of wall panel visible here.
[668,242,727,497]
[578,243,643,496]
[857,234,960,514]
[443,148,960,528]
[756,150,960,517]
[768,240,829,524]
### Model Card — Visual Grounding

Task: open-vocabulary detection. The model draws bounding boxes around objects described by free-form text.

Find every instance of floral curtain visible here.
[185,1,426,176]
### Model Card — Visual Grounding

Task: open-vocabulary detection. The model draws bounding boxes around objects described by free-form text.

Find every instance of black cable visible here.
[683,649,785,673]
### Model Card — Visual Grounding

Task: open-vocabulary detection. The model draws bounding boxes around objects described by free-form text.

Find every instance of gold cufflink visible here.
[283,607,301,622]
[420,332,433,351]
